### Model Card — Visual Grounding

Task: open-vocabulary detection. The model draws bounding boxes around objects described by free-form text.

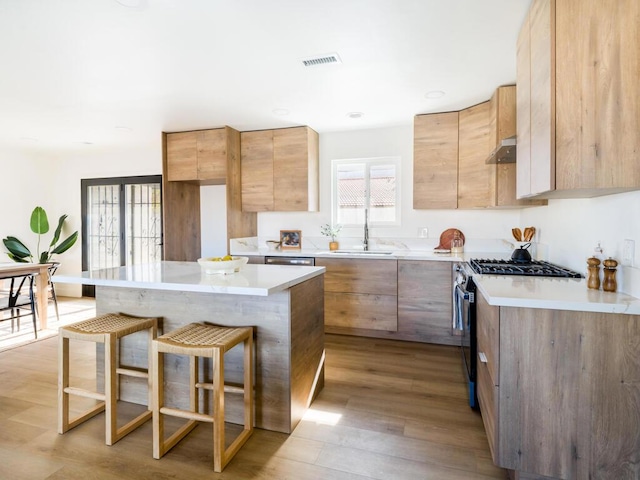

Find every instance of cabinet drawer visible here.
[315,258,398,295]
[477,356,499,463]
[476,292,500,386]
[324,292,398,332]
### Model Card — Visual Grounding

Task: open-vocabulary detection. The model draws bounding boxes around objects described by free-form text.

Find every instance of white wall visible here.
[0,145,163,295]
[0,149,50,247]
[521,192,640,297]
[200,184,228,258]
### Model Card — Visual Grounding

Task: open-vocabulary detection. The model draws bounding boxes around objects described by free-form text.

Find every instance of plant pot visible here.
[329,241,339,251]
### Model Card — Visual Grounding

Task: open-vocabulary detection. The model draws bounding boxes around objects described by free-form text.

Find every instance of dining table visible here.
[0,262,50,330]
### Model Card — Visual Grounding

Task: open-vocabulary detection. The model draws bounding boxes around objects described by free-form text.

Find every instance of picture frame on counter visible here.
[280,230,301,250]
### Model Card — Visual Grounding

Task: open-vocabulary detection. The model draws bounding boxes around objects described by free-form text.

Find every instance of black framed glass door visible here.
[81,175,162,296]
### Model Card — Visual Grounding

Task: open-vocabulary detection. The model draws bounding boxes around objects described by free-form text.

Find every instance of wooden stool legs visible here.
[152,323,254,472]
[58,314,158,445]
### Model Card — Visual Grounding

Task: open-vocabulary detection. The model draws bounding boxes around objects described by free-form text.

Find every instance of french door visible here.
[81,175,162,296]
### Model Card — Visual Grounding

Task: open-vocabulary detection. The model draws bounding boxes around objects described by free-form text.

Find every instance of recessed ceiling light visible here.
[19,137,38,142]
[425,90,446,99]
[346,112,364,119]
[74,141,94,145]
[272,108,290,116]
[115,126,133,132]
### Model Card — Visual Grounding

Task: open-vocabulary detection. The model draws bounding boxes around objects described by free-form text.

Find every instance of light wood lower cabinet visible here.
[397,260,455,345]
[476,292,500,461]
[315,258,398,333]
[477,290,640,479]
[316,258,455,344]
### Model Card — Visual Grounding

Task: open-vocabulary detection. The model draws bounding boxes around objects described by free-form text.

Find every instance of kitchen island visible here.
[53,261,326,434]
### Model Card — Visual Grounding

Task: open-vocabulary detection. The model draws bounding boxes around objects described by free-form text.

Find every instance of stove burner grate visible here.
[469,259,582,278]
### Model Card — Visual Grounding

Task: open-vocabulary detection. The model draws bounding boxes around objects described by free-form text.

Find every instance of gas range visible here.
[469,258,583,278]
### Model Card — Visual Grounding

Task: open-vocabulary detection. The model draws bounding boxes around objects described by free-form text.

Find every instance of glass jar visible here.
[451,231,464,254]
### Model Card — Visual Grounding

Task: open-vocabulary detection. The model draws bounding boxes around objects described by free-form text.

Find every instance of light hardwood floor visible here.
[0,298,506,480]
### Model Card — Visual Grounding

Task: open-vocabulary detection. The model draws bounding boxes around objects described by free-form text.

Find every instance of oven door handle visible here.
[455,283,470,301]
[453,283,469,331]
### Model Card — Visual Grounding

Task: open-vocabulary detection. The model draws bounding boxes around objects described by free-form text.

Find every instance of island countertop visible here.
[53,261,325,296]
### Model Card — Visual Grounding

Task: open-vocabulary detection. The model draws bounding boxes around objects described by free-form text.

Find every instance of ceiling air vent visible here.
[302,53,342,67]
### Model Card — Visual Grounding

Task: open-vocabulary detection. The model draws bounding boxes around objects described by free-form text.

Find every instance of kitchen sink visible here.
[330,250,394,255]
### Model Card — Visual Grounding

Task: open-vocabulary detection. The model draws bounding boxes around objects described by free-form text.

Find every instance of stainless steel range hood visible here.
[485,135,516,164]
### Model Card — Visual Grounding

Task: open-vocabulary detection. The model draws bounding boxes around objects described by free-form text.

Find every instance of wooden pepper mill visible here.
[602,258,618,292]
[586,257,601,289]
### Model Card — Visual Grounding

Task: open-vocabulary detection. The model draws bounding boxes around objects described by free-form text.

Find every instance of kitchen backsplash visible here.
[231,236,519,255]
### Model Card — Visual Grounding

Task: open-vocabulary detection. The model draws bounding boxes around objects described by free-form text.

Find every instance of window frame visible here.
[331,156,401,228]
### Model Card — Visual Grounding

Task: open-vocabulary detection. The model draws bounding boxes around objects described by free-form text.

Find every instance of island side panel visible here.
[96,285,293,433]
[289,275,325,430]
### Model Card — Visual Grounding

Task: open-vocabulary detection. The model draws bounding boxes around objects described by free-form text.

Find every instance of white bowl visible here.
[197,256,249,274]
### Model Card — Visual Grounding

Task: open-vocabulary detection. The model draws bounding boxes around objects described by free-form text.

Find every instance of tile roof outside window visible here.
[338,178,396,207]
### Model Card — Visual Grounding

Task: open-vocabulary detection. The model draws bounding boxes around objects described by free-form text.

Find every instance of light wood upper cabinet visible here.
[413,112,459,209]
[458,101,492,208]
[166,129,228,184]
[517,0,640,198]
[162,126,257,261]
[240,129,274,211]
[414,88,545,209]
[241,126,319,212]
[489,86,547,207]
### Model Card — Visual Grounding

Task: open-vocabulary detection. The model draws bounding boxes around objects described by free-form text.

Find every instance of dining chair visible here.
[0,274,38,338]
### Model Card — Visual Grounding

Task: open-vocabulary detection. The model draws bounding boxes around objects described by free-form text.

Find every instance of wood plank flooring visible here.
[0,299,506,480]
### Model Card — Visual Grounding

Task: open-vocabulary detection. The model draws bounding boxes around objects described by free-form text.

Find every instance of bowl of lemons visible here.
[197,255,249,274]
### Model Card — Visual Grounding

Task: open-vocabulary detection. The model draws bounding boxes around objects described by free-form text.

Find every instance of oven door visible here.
[453,271,477,409]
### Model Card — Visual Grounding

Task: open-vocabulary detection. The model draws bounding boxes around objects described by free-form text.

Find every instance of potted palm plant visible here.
[321,223,342,251]
[2,206,78,263]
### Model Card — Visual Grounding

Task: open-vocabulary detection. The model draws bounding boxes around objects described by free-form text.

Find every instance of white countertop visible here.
[473,273,640,315]
[52,261,325,297]
[236,249,510,263]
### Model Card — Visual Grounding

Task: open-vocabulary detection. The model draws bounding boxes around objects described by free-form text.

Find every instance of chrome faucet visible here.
[363,208,369,251]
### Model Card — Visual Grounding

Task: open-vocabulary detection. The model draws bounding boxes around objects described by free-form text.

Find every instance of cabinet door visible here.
[516,13,533,199]
[529,0,555,195]
[476,292,500,463]
[413,112,459,209]
[555,0,640,192]
[397,260,454,345]
[196,129,227,182]
[273,127,318,212]
[241,130,274,212]
[317,258,397,295]
[477,292,500,386]
[458,101,492,208]
[316,258,398,332]
[167,132,198,181]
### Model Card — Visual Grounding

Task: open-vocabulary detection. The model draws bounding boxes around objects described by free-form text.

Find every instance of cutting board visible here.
[435,228,465,250]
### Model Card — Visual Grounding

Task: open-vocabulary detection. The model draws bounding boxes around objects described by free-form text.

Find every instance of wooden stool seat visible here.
[152,323,254,472]
[58,313,159,445]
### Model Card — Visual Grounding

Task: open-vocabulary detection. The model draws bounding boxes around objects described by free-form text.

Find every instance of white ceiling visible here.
[0,0,531,155]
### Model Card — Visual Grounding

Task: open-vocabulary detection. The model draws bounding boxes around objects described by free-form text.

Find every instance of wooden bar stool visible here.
[152,323,254,472]
[58,313,159,445]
